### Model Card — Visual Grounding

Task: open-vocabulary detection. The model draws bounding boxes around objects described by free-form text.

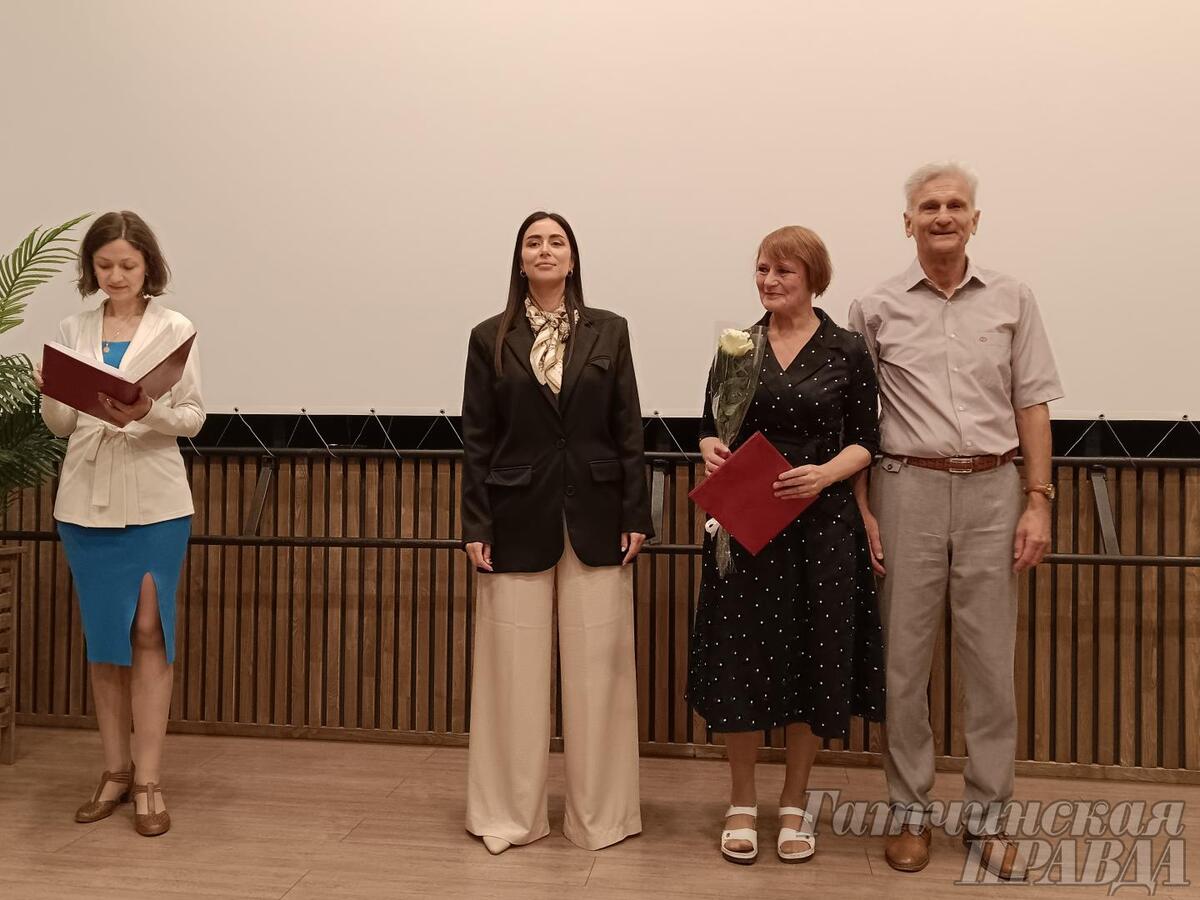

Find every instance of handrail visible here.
[1,530,1196,567]
[179,446,1200,468]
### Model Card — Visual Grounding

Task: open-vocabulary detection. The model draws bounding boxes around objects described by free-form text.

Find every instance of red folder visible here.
[42,333,195,427]
[688,431,816,555]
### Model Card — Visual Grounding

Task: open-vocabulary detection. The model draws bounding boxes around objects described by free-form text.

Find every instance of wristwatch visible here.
[1023,482,1056,502]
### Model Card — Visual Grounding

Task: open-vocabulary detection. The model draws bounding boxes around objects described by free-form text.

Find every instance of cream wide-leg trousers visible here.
[465,529,642,850]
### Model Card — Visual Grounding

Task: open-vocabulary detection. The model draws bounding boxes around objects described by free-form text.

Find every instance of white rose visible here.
[718,328,754,357]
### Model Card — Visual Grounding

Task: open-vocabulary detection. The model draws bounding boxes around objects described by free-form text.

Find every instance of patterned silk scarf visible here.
[523,297,579,394]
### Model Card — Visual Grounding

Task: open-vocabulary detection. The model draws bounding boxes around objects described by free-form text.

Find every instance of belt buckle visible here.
[948,456,975,474]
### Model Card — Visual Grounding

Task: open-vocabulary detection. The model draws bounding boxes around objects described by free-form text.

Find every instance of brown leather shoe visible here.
[74,769,133,823]
[131,782,171,837]
[962,830,1027,881]
[885,823,931,872]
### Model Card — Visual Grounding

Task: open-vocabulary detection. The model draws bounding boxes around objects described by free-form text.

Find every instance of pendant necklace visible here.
[103,301,143,354]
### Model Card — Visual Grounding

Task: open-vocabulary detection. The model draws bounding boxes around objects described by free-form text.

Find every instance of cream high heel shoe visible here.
[482,835,512,855]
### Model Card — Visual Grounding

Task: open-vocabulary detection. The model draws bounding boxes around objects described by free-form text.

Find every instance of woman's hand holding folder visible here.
[772,464,833,500]
[97,387,152,427]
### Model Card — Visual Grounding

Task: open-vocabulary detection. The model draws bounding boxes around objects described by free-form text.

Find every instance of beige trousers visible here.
[871,459,1023,834]
[465,530,641,850]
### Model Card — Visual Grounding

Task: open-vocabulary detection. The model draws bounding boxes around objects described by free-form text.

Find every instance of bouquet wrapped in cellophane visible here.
[706,325,767,576]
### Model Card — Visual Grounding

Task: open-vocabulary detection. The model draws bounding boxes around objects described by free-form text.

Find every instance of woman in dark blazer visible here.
[460,211,653,855]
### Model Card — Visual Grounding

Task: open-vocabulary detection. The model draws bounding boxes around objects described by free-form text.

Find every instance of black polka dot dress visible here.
[687,309,886,739]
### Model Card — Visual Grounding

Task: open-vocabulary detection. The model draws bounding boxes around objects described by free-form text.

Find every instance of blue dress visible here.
[55,341,192,666]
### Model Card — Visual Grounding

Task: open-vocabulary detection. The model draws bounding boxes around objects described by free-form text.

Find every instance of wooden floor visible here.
[0,728,1197,899]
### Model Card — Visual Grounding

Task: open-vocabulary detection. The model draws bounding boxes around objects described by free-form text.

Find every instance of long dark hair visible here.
[493,211,586,376]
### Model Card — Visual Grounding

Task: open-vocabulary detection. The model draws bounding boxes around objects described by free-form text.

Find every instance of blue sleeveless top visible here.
[103,340,130,368]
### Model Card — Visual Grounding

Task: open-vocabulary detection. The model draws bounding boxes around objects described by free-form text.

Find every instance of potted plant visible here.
[0,213,87,762]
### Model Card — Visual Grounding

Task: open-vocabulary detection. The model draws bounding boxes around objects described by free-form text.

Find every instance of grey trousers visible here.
[871,458,1022,833]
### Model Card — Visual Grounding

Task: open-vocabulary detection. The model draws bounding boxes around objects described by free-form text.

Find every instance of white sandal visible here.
[721,805,759,865]
[777,807,816,863]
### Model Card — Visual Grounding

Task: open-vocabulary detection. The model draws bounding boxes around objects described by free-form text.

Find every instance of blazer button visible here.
[565,485,576,497]
[556,438,566,449]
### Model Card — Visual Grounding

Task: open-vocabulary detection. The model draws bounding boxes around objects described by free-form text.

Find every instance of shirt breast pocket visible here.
[975,330,1011,356]
[970,329,1013,392]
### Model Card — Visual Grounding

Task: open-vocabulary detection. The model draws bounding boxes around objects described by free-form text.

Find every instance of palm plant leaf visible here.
[0,213,89,336]
[0,353,38,412]
[0,396,66,502]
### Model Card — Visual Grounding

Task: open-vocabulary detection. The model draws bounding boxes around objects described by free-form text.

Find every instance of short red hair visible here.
[756,226,832,297]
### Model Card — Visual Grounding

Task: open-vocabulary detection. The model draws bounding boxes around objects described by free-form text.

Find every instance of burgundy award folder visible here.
[42,332,196,427]
[688,430,817,555]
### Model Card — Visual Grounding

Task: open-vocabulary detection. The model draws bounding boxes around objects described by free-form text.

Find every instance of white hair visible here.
[904,161,979,209]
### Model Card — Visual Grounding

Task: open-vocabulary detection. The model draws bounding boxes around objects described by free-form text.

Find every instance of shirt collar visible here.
[904,257,988,295]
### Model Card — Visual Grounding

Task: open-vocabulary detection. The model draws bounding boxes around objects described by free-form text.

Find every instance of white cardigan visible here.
[40,299,205,528]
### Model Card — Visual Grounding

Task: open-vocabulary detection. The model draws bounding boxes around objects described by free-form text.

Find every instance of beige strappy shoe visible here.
[75,768,133,823]
[131,782,170,837]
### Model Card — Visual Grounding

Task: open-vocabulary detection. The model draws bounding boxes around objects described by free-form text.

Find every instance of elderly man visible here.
[849,162,1062,881]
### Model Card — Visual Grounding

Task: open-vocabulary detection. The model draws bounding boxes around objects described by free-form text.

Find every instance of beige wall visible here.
[3,0,1197,418]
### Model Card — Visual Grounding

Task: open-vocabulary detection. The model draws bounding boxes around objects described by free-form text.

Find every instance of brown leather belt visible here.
[882,448,1018,475]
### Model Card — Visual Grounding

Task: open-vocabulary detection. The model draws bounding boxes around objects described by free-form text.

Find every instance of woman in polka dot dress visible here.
[687,226,886,864]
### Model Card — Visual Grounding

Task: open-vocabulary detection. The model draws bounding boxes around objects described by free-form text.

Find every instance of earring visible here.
[520,271,527,277]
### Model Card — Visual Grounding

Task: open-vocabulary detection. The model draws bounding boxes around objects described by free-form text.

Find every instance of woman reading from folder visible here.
[460,211,653,855]
[36,211,204,836]
[686,226,884,864]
